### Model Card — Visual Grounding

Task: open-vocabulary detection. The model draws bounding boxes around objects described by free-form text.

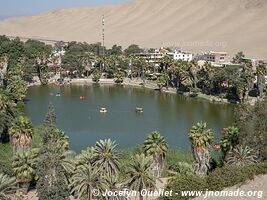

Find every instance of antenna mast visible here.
[102,15,105,70]
[102,15,105,55]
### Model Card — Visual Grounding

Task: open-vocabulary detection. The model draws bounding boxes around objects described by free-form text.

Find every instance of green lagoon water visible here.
[25,84,235,152]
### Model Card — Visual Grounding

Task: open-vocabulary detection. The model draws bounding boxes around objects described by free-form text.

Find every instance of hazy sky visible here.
[0,0,128,19]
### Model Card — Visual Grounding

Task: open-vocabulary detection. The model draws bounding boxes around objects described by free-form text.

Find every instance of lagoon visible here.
[25,84,235,152]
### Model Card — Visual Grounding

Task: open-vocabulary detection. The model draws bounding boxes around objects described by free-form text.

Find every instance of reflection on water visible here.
[26,85,235,152]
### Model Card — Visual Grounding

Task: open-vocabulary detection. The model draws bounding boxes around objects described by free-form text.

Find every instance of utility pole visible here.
[102,15,105,71]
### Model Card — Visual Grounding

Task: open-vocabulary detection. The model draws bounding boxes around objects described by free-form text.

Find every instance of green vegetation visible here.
[9,116,34,154]
[189,122,214,176]
[143,131,168,177]
[0,35,266,199]
[126,154,156,200]
[12,149,38,193]
[161,162,267,200]
[235,97,267,159]
[2,35,266,103]
[0,173,18,200]
[226,145,257,166]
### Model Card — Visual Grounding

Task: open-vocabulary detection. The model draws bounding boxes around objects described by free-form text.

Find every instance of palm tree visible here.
[12,149,38,193]
[104,175,127,200]
[226,145,257,167]
[188,122,214,176]
[70,164,105,200]
[0,91,17,142]
[9,116,34,154]
[220,126,239,161]
[4,65,27,102]
[232,52,246,64]
[0,173,18,200]
[75,147,94,167]
[59,149,76,175]
[236,71,255,102]
[92,69,102,83]
[170,60,187,89]
[92,139,120,177]
[143,131,168,177]
[256,64,267,97]
[198,62,215,93]
[182,60,199,90]
[126,154,156,200]
[35,54,50,85]
[114,71,124,84]
[157,75,167,91]
[160,56,173,72]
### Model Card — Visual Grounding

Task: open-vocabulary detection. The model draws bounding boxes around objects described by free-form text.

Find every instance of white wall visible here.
[168,51,193,62]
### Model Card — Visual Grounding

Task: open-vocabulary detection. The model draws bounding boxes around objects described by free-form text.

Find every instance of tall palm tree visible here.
[170,60,187,89]
[70,164,105,200]
[12,149,38,193]
[188,60,199,88]
[236,71,255,102]
[256,64,267,97]
[9,116,34,154]
[0,173,18,200]
[4,65,27,102]
[157,75,167,91]
[160,56,173,72]
[0,91,17,142]
[226,145,257,167]
[188,122,214,176]
[198,62,215,93]
[220,126,239,161]
[35,54,50,85]
[92,139,120,177]
[143,131,168,177]
[92,69,102,83]
[126,154,156,200]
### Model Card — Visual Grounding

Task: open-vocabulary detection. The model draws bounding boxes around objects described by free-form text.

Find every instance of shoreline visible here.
[28,77,234,104]
[67,78,233,104]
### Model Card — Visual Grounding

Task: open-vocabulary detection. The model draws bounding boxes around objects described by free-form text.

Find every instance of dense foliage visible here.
[161,162,267,200]
[0,35,266,199]
[235,97,267,159]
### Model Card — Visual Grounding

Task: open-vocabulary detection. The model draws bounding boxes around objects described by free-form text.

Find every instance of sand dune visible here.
[0,0,267,59]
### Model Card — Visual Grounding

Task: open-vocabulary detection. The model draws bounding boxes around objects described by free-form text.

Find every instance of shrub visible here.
[164,149,193,176]
[162,162,267,200]
[161,174,207,200]
[190,87,201,94]
[207,162,267,191]
[0,143,13,175]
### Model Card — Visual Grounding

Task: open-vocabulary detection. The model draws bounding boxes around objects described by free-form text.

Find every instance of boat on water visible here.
[136,107,144,113]
[100,108,108,113]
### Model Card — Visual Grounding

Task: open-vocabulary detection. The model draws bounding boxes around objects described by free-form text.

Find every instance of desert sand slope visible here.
[0,0,267,59]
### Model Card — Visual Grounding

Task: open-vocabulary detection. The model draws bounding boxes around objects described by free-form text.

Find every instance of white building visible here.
[167,50,193,62]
